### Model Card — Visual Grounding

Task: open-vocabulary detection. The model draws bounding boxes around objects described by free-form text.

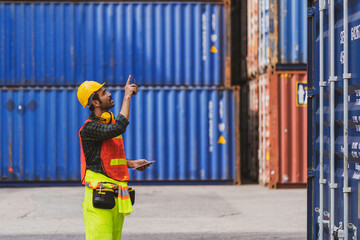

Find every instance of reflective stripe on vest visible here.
[117,186,130,200]
[79,119,130,184]
[110,158,127,166]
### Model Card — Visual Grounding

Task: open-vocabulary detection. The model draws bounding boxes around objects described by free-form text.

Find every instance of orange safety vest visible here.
[79,119,130,184]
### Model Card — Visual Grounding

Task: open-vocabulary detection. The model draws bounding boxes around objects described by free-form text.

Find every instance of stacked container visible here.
[246,0,307,188]
[0,1,240,184]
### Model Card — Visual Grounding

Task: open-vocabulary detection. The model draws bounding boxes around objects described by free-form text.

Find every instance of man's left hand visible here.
[127,159,153,171]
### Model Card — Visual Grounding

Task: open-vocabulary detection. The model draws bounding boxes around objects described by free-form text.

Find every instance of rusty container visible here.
[258,70,307,188]
[258,74,270,185]
[247,0,258,78]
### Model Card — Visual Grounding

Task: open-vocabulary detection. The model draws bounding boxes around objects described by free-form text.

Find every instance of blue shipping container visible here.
[0,86,239,183]
[0,2,229,86]
[308,0,360,239]
[278,0,307,64]
[258,0,307,71]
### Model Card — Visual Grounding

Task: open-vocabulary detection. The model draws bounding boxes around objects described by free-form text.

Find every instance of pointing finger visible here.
[127,75,132,85]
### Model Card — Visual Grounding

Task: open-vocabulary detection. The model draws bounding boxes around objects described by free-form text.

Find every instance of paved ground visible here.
[0,184,306,240]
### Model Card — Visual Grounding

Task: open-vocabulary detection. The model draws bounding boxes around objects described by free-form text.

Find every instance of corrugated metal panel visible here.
[247,0,258,77]
[268,0,278,68]
[0,2,228,86]
[258,0,306,72]
[277,72,307,186]
[258,0,269,71]
[0,87,239,182]
[278,0,307,64]
[259,71,307,188]
[308,0,360,237]
[258,74,269,185]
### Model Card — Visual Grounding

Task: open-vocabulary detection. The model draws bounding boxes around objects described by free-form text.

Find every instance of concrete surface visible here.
[0,185,306,239]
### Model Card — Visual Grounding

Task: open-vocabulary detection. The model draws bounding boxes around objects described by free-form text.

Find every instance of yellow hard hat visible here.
[77,81,105,108]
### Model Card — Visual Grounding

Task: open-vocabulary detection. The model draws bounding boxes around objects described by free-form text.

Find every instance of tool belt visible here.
[92,185,135,210]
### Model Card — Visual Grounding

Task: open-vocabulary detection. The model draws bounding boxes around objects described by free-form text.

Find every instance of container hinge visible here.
[343,73,352,80]
[348,223,357,240]
[314,208,330,228]
[308,7,316,16]
[329,183,338,189]
[329,76,338,82]
[307,88,317,98]
[308,169,315,177]
[343,187,352,193]
[320,179,327,184]
[320,82,327,87]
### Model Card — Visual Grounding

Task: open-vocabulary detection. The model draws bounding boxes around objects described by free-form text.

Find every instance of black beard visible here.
[100,104,113,112]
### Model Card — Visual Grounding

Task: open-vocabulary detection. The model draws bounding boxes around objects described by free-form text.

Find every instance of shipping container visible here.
[258,0,306,72]
[247,0,258,77]
[258,73,270,185]
[278,0,307,64]
[0,1,231,87]
[308,0,360,239]
[259,71,307,188]
[258,0,270,72]
[241,78,259,182]
[0,86,240,183]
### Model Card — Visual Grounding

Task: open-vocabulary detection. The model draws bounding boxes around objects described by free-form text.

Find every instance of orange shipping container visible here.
[259,71,307,188]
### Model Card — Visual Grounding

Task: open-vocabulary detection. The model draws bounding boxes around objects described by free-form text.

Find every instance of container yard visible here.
[0,0,314,239]
[0,0,310,186]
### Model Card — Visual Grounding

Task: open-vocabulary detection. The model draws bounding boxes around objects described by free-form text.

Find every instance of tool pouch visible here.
[93,188,115,209]
[129,187,135,206]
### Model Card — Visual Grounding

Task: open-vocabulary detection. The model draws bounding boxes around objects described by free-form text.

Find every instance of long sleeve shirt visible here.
[79,112,129,175]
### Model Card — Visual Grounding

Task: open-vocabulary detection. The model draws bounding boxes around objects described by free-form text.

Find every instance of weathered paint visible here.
[0,2,230,86]
[258,0,270,71]
[0,86,239,183]
[247,0,258,78]
[258,73,270,185]
[278,0,307,64]
[258,0,307,72]
[258,71,307,188]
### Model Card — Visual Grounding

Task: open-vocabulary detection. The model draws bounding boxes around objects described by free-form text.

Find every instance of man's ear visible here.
[92,100,100,108]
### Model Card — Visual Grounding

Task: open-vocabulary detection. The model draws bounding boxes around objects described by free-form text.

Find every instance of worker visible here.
[77,75,152,240]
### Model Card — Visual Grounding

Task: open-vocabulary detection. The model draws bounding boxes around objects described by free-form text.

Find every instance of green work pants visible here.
[83,186,126,240]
